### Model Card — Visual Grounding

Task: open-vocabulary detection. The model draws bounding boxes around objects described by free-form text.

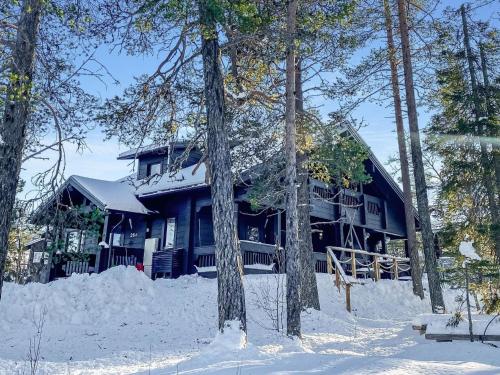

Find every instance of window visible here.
[247,226,259,242]
[66,230,81,253]
[147,162,162,177]
[165,217,176,248]
[65,229,94,253]
[367,201,381,216]
[112,232,123,247]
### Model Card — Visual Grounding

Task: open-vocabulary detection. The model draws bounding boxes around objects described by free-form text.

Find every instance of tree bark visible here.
[383,0,423,299]
[0,0,43,300]
[461,6,500,263]
[285,0,301,337]
[198,0,247,333]
[296,59,320,311]
[396,0,445,312]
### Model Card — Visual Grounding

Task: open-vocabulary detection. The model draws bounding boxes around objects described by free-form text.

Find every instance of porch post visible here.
[275,209,282,248]
[96,212,109,273]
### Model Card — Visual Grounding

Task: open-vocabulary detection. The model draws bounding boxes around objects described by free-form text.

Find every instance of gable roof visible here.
[69,176,150,214]
[32,175,151,220]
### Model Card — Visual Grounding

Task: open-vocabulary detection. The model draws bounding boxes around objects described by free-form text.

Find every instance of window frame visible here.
[147,161,162,177]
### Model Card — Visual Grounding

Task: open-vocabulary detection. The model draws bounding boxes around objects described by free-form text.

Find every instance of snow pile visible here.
[1,266,156,326]
[206,320,247,353]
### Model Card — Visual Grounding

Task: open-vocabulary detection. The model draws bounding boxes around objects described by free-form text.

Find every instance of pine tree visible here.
[284,0,301,338]
[382,0,423,299]
[0,0,43,300]
[396,0,445,312]
[198,0,247,333]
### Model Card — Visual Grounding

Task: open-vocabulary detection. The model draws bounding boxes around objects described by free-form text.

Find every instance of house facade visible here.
[30,131,417,281]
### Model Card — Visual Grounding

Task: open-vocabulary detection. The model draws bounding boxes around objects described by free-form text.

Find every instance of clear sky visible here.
[19,0,499,200]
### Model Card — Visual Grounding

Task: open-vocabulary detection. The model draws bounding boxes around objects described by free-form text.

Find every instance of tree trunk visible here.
[383,0,423,299]
[479,46,500,256]
[396,0,445,312]
[296,59,320,311]
[461,6,500,263]
[0,0,43,300]
[198,0,247,333]
[285,0,301,338]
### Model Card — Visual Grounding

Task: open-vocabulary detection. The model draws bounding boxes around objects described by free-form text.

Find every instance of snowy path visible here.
[1,267,498,374]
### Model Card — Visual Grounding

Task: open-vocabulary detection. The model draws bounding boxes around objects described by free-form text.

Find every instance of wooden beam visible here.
[374,256,380,281]
[382,200,388,229]
[345,284,352,312]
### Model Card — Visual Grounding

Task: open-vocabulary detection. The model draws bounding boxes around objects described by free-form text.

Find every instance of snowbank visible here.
[1,266,158,326]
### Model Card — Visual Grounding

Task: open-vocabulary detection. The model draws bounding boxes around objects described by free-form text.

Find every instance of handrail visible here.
[327,246,410,262]
[327,248,352,312]
[327,248,351,286]
[326,245,411,282]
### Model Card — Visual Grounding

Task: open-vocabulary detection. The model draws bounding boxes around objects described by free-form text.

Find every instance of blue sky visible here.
[19,0,499,199]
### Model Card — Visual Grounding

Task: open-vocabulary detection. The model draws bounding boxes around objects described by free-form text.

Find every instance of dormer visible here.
[117,142,203,180]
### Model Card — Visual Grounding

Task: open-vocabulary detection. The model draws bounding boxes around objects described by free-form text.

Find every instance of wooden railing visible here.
[62,260,91,276]
[326,246,411,281]
[326,248,352,312]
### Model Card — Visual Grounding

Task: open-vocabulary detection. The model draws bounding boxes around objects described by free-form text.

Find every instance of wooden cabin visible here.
[31,131,418,281]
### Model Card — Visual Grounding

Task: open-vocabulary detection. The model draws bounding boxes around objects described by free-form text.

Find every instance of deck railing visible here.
[62,260,91,276]
[194,241,279,270]
[325,246,411,281]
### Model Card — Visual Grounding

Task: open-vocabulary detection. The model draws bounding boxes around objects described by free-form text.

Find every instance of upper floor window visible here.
[147,162,162,177]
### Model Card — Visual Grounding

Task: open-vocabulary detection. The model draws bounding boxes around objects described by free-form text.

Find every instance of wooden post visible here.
[393,258,399,280]
[351,250,357,279]
[327,252,332,274]
[374,255,380,281]
[346,284,351,312]
[335,266,340,291]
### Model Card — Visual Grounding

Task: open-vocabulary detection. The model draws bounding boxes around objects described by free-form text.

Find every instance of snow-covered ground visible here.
[1,266,499,374]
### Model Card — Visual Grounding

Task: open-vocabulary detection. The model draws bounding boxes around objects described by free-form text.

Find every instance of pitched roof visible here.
[69,176,150,214]
[344,125,404,202]
[135,163,207,198]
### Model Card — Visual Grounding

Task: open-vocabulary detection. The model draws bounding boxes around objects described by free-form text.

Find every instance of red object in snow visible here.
[135,263,144,272]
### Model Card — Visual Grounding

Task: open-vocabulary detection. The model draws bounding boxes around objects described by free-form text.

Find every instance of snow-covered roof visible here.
[135,163,207,198]
[117,145,169,160]
[69,175,150,214]
[117,142,190,160]
[25,238,45,247]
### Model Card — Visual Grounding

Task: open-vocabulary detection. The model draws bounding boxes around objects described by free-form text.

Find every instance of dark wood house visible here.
[31,131,417,281]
